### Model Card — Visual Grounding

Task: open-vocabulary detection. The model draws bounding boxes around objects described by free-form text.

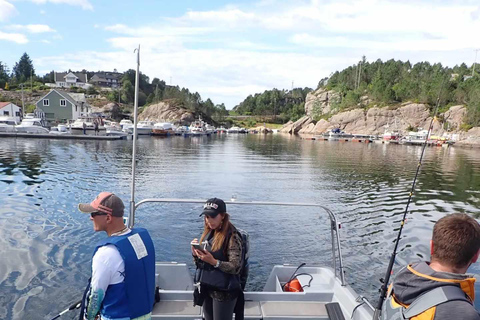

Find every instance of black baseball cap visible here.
[200,198,226,218]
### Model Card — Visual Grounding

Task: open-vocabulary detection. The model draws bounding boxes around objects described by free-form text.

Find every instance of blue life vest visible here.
[93,228,156,319]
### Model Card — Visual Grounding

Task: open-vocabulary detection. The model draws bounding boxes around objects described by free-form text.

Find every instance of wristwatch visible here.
[214,260,220,268]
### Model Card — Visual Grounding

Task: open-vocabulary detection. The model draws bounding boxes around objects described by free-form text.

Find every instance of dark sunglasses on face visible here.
[91,212,108,218]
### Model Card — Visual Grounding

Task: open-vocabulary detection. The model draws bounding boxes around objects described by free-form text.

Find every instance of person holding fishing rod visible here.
[381,213,480,320]
[375,84,480,320]
[77,192,156,320]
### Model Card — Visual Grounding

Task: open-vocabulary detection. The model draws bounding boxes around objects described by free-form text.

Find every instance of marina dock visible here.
[0,132,125,140]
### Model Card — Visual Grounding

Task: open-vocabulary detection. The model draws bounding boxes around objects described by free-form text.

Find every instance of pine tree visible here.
[13,52,35,83]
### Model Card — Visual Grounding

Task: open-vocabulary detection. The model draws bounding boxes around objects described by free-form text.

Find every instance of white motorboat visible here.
[228,126,240,133]
[49,124,70,135]
[15,117,49,134]
[137,121,155,135]
[205,124,216,134]
[104,120,122,132]
[189,119,208,136]
[119,119,134,133]
[70,117,106,135]
[0,116,18,132]
[175,126,189,135]
[104,120,128,138]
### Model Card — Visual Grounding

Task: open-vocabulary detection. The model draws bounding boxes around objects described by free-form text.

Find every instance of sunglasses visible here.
[91,212,108,218]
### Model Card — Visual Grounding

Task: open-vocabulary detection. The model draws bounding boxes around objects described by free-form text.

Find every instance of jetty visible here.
[0,132,125,140]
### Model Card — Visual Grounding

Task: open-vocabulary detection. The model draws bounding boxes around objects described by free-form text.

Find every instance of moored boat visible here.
[0,116,18,132]
[137,120,155,135]
[16,117,49,134]
[70,117,106,135]
[152,122,174,136]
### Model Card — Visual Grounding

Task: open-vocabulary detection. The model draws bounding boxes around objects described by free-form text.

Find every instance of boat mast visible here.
[129,45,140,228]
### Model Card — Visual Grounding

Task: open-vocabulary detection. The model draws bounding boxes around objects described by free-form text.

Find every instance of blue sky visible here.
[1,0,479,108]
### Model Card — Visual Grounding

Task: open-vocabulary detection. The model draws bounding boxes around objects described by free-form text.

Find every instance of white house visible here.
[0,102,22,122]
[51,71,91,89]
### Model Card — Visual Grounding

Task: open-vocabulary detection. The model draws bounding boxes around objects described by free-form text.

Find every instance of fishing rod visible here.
[372,82,446,320]
[49,300,81,320]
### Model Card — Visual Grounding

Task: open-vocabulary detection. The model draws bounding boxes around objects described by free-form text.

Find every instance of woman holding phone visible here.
[191,198,243,320]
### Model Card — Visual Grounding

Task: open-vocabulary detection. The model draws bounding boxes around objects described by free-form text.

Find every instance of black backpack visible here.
[236,228,250,290]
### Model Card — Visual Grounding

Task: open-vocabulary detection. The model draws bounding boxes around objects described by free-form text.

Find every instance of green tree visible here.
[0,62,9,89]
[122,80,134,103]
[13,52,35,82]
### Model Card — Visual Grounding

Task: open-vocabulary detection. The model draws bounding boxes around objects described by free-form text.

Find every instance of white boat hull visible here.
[15,126,49,134]
[136,127,152,135]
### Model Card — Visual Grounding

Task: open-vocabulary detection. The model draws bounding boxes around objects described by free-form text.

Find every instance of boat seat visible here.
[325,302,346,320]
[151,300,202,319]
[261,301,329,319]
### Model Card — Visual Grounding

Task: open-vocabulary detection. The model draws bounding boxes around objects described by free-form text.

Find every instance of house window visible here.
[15,112,20,117]
[43,99,49,106]
[3,111,9,116]
[60,99,66,107]
[75,105,78,112]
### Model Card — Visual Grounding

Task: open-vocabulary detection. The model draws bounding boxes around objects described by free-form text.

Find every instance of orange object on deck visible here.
[284,278,303,292]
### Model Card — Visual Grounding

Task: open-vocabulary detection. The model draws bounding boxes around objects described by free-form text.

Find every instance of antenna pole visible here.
[129,44,140,228]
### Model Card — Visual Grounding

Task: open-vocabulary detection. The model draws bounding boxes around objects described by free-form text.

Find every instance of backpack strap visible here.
[402,286,470,319]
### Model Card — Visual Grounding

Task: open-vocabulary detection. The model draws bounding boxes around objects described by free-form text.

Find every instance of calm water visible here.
[1,134,480,319]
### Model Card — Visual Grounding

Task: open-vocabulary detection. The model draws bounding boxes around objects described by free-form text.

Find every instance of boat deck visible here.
[151,262,373,320]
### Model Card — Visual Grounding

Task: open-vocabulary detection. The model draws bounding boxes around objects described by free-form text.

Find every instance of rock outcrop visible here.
[304,88,340,116]
[443,105,466,131]
[138,100,195,125]
[92,102,123,119]
[279,116,312,134]
[280,103,459,137]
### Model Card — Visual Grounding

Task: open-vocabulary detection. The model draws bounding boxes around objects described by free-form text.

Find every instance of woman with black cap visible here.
[191,197,243,320]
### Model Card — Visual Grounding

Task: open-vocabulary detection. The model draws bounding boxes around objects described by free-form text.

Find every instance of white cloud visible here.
[40,39,50,43]
[7,24,56,33]
[26,0,93,10]
[32,0,480,108]
[40,9,46,14]
[0,30,28,44]
[0,0,17,22]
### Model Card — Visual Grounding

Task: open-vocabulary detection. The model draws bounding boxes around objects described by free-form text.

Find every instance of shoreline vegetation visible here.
[1,54,479,144]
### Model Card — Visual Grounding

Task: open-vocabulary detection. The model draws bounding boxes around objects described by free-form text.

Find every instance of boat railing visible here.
[129,198,347,286]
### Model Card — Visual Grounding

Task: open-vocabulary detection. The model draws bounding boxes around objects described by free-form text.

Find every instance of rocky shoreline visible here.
[279,88,480,147]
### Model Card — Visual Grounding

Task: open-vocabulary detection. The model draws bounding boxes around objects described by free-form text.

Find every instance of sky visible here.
[0,0,479,108]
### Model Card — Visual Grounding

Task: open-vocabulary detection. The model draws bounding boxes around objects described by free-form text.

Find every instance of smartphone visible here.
[191,241,206,251]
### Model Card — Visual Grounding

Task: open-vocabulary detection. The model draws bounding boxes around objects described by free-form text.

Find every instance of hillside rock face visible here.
[92,102,122,120]
[279,116,312,133]
[138,100,194,124]
[281,103,458,137]
[305,88,340,116]
[443,105,466,131]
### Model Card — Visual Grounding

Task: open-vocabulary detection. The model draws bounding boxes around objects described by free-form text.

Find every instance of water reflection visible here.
[0,135,479,319]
